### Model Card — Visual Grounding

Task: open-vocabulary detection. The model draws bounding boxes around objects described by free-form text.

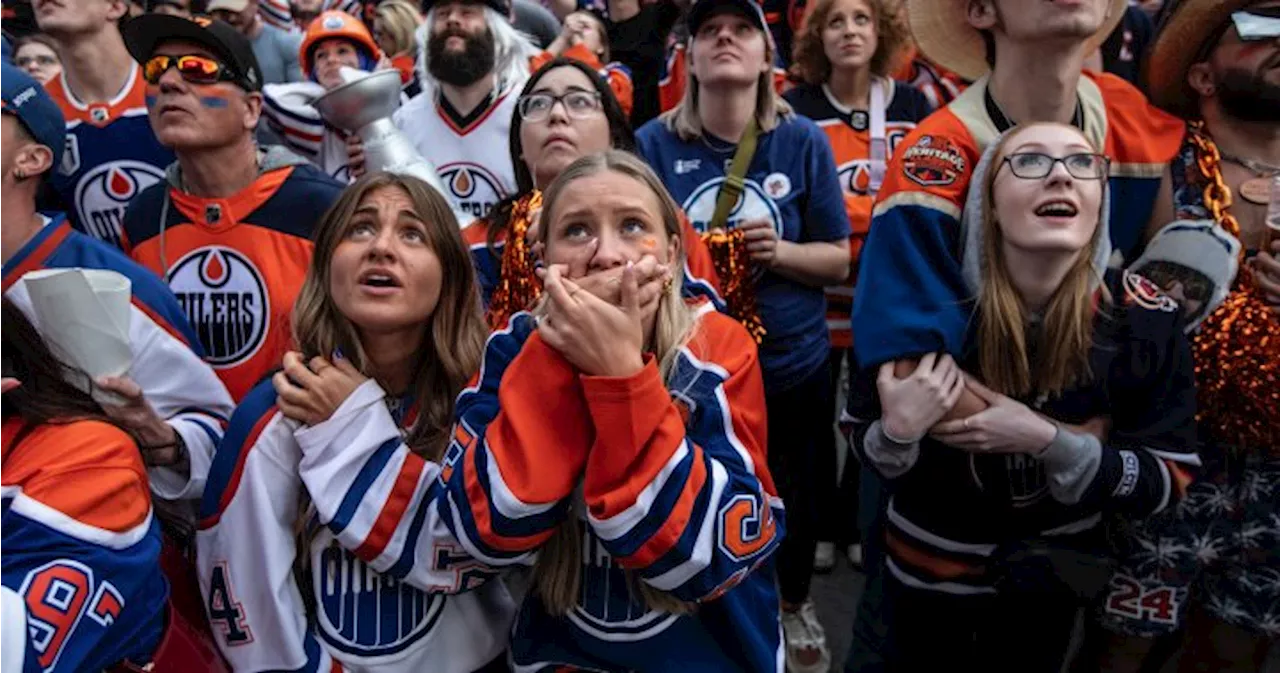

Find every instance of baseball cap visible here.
[1,62,65,171]
[686,0,768,36]
[122,14,264,91]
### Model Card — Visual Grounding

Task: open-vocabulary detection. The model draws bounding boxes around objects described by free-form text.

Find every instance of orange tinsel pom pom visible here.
[1191,268,1280,455]
[485,191,544,330]
[702,228,766,343]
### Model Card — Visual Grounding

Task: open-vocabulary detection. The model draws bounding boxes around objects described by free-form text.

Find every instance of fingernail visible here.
[333,347,344,360]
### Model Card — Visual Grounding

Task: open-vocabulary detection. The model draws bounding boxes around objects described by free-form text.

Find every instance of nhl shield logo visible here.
[167,246,269,367]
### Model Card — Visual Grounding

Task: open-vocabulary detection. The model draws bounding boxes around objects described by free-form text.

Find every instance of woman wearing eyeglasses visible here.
[13,34,61,83]
[465,57,721,329]
[849,122,1199,672]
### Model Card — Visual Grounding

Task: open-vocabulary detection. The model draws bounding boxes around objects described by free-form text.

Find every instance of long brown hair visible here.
[790,0,908,85]
[293,172,487,459]
[531,151,697,616]
[976,125,1109,399]
[290,173,487,614]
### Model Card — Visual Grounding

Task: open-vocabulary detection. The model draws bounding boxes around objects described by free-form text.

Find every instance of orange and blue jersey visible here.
[784,80,933,350]
[2,417,167,673]
[2,213,235,501]
[120,149,344,401]
[43,64,175,250]
[851,71,1185,369]
[280,305,785,671]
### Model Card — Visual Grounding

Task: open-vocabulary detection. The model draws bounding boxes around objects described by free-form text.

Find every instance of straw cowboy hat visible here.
[1146,0,1254,117]
[906,0,1128,81]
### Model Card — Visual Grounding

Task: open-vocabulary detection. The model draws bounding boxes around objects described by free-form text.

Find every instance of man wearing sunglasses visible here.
[34,0,176,250]
[118,14,344,403]
[1077,3,1280,672]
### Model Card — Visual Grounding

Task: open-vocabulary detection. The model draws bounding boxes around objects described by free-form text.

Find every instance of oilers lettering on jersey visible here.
[45,65,174,249]
[166,246,269,368]
[569,525,680,642]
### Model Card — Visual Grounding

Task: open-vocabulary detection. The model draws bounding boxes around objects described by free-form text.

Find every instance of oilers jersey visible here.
[851,71,1186,369]
[120,147,345,401]
[784,79,932,350]
[850,270,1200,595]
[277,305,786,672]
[394,87,521,221]
[2,214,235,502]
[2,418,168,672]
[44,64,176,250]
[636,114,852,390]
[195,381,516,672]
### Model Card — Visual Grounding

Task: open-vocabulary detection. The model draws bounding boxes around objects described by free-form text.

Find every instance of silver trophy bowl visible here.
[314,67,469,226]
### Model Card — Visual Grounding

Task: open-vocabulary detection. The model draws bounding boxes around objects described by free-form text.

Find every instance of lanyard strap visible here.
[708,117,761,231]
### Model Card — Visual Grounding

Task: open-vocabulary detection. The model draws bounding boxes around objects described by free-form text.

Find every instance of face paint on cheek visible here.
[642,236,657,251]
[198,96,231,108]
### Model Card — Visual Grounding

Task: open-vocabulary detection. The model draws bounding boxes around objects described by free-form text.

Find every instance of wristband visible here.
[880,423,922,446]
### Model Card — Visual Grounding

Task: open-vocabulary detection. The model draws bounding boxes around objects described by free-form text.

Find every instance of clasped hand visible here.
[273,351,369,426]
[930,378,1058,455]
[535,251,669,378]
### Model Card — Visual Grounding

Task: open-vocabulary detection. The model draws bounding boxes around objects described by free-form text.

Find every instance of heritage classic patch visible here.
[1123,270,1179,313]
[901,135,966,187]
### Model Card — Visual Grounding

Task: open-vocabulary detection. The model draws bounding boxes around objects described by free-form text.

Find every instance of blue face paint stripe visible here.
[145,95,157,107]
[199,97,230,108]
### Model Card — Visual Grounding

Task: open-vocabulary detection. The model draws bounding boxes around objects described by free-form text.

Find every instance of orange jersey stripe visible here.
[353,453,427,562]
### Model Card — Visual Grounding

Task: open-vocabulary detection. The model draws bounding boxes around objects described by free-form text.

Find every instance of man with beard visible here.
[382,0,536,221]
[1077,3,1280,672]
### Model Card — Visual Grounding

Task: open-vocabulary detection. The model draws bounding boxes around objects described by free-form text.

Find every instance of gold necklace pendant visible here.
[1238,176,1274,205]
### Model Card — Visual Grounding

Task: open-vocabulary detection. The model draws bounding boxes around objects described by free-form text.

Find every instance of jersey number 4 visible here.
[206,563,253,645]
[19,560,125,671]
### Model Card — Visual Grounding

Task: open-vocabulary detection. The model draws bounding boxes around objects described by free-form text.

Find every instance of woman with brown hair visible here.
[850,122,1199,671]
[1,298,224,672]
[195,173,515,673]
[266,150,784,671]
[783,0,932,575]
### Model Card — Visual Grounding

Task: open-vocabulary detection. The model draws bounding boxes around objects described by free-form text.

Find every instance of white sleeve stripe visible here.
[481,442,559,520]
[1145,447,1202,467]
[675,345,757,476]
[643,461,727,592]
[1,586,27,673]
[586,442,690,541]
[446,491,537,567]
[2,487,153,549]
[871,190,962,219]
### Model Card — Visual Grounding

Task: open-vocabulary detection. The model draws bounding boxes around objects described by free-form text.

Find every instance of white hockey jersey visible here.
[393,86,521,222]
[3,214,235,502]
[197,380,516,673]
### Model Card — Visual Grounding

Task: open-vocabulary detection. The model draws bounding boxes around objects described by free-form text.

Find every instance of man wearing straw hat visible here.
[1076,3,1280,671]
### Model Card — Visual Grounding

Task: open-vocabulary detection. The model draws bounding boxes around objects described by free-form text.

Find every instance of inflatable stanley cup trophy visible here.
[315,67,470,226]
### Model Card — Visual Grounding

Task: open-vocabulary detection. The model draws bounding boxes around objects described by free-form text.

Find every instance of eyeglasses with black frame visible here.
[517,90,603,122]
[142,54,238,86]
[1001,152,1109,180]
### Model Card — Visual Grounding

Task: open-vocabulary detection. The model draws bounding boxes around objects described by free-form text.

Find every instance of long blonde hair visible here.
[660,18,793,141]
[976,126,1109,399]
[374,0,423,57]
[291,173,487,612]
[531,151,697,615]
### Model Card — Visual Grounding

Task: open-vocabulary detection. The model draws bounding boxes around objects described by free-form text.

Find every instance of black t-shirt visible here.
[1100,5,1153,88]
[609,1,682,126]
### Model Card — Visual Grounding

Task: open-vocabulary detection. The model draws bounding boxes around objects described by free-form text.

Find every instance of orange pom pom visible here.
[486,191,544,330]
[702,228,766,343]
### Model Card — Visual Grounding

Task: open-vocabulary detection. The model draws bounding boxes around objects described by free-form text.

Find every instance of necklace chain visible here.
[1219,152,1280,176]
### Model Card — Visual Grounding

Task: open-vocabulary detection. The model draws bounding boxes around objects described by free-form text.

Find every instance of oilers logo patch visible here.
[680,177,784,238]
[167,246,269,367]
[901,135,966,188]
[970,453,1049,507]
[1123,271,1179,313]
[74,160,166,248]
[438,162,506,220]
[314,542,445,657]
[568,525,680,642]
